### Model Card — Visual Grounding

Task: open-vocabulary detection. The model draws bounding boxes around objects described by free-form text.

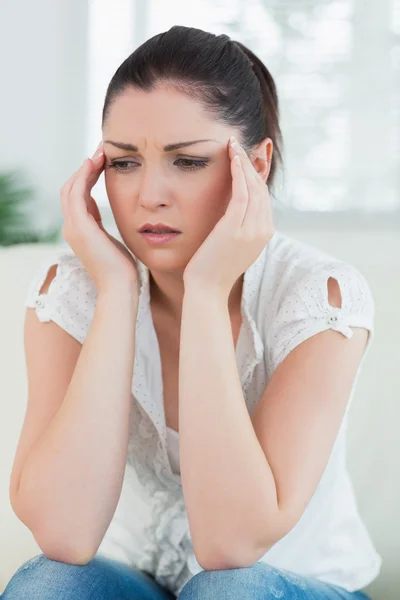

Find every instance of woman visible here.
[4,25,381,600]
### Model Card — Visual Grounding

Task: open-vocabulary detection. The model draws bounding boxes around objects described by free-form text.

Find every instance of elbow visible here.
[36,536,96,566]
[44,550,95,566]
[192,509,295,571]
[32,523,96,566]
[194,536,278,572]
[11,495,97,565]
[196,549,262,573]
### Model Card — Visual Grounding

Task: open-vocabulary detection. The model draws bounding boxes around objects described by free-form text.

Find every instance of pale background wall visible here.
[0,0,88,233]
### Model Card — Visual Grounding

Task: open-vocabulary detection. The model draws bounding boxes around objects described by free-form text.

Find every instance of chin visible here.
[136,248,189,272]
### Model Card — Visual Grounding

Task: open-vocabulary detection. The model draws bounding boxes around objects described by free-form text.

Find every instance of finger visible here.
[68,159,93,222]
[235,143,261,190]
[225,141,249,228]
[60,161,87,221]
[240,152,261,230]
[60,162,85,217]
[85,154,105,194]
[86,142,105,188]
[231,142,264,230]
[242,167,273,236]
[68,145,105,222]
[87,193,103,225]
[229,139,261,228]
[60,142,104,219]
[61,168,80,199]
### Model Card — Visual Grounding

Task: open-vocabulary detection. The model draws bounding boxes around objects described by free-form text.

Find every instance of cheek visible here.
[104,173,134,213]
[204,167,232,210]
[189,175,232,227]
[104,173,118,204]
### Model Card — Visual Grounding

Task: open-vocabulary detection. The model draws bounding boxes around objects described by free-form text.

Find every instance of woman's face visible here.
[102,84,262,272]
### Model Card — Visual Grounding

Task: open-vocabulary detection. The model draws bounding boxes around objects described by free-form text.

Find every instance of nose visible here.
[138,166,172,209]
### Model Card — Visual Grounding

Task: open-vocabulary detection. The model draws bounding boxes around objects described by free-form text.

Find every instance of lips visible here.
[140,231,181,246]
[142,229,178,233]
[139,222,181,233]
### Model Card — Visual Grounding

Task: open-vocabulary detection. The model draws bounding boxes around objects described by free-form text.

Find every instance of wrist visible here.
[183,281,229,307]
[98,280,139,305]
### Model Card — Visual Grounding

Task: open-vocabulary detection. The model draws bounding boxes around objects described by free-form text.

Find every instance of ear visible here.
[250,138,273,183]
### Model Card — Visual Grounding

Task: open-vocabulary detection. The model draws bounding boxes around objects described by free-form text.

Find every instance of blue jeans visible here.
[1,554,372,599]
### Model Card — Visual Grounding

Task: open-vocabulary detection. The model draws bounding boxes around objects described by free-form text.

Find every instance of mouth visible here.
[138,223,182,233]
[140,229,180,233]
[139,231,181,245]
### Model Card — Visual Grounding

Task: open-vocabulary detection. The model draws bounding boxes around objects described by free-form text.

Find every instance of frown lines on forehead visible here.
[104,139,219,153]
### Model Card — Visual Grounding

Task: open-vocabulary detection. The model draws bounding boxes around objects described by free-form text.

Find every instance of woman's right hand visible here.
[60,142,139,295]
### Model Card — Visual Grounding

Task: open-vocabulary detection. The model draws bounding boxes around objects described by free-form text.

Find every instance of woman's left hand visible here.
[183,136,275,298]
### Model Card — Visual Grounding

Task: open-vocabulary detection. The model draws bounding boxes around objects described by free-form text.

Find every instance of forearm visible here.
[179,288,278,569]
[16,284,138,563]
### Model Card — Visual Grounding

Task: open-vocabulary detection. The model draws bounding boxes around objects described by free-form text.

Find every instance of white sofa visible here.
[0,231,398,599]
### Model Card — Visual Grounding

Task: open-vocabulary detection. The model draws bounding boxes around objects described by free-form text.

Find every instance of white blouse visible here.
[166,427,180,476]
[24,230,382,597]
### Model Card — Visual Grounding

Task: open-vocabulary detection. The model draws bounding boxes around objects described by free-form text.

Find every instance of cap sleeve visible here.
[267,262,375,375]
[24,250,98,345]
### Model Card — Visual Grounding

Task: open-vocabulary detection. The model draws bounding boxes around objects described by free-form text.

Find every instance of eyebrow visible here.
[103,139,219,152]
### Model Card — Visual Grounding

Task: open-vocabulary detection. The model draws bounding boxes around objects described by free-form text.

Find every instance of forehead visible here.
[103,84,229,144]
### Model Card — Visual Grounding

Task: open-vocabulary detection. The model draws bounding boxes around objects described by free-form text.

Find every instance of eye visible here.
[106,161,137,173]
[174,159,209,171]
[105,158,209,173]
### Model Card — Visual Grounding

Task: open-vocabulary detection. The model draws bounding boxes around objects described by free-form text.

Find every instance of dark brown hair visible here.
[102,25,283,191]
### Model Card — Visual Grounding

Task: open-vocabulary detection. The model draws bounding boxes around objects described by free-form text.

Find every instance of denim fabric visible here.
[1,554,372,599]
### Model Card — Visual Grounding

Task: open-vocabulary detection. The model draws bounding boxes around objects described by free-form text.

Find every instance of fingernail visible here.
[93,149,104,161]
[93,141,104,157]
[230,137,242,153]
